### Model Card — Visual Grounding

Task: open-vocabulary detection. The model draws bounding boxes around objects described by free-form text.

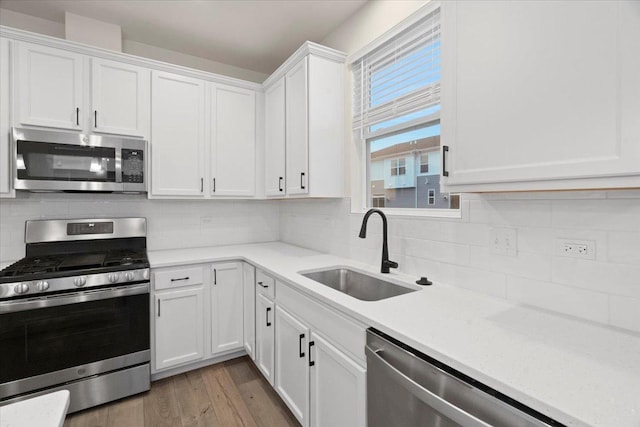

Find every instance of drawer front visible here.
[256,269,275,299]
[277,281,366,366]
[154,266,204,291]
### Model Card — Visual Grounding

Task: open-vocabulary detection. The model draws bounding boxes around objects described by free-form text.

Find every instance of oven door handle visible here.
[0,283,150,313]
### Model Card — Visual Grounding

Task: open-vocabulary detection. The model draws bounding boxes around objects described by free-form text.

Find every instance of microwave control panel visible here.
[122,149,144,183]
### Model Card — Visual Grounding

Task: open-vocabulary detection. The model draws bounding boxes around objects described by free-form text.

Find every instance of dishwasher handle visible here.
[365,345,492,427]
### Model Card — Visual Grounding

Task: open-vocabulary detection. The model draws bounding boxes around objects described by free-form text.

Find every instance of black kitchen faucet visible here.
[358,209,398,274]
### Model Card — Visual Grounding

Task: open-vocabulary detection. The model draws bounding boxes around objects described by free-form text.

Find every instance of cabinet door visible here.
[0,38,12,197]
[243,263,256,360]
[210,84,256,196]
[16,42,84,130]
[91,58,149,137]
[255,293,275,385]
[441,1,640,190]
[264,78,286,196]
[151,71,206,197]
[155,287,204,371]
[285,57,309,195]
[275,306,310,426]
[211,262,243,354]
[310,333,366,427]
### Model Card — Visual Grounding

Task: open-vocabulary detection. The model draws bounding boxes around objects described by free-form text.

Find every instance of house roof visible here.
[370,135,440,160]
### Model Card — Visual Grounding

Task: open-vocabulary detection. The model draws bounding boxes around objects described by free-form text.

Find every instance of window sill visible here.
[351,207,462,219]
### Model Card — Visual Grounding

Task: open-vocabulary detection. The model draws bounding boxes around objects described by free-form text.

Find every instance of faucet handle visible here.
[383,260,399,270]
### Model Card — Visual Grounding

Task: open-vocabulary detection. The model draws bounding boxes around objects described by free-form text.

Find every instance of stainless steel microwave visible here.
[13,128,146,193]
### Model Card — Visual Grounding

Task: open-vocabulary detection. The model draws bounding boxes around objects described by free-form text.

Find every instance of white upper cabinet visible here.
[16,42,84,131]
[91,58,149,137]
[210,83,256,196]
[285,57,309,195]
[263,42,346,199]
[0,37,13,198]
[210,262,244,355]
[151,71,206,197]
[441,0,640,191]
[264,78,286,196]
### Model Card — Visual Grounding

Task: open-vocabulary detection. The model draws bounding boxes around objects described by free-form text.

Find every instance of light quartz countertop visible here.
[0,390,70,427]
[149,242,640,427]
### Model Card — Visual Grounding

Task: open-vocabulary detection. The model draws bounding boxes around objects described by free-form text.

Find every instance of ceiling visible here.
[0,0,367,74]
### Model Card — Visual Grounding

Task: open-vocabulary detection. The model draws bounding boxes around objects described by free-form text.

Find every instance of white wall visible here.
[279,1,640,334]
[0,8,267,82]
[0,193,280,262]
[280,191,640,334]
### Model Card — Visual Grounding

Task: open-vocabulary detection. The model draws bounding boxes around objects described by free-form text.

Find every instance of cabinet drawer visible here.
[277,281,366,366]
[256,269,275,299]
[154,266,204,291]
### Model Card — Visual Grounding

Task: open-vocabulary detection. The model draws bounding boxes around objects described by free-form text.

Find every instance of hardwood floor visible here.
[64,357,300,427]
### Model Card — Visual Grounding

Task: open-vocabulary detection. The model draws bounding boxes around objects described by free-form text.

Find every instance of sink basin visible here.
[301,268,417,301]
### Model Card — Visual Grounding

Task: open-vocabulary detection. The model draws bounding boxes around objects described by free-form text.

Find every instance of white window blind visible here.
[352,7,441,137]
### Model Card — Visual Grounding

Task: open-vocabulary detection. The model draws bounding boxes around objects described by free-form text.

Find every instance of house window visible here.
[353,5,459,213]
[372,195,386,208]
[420,153,429,174]
[390,158,406,176]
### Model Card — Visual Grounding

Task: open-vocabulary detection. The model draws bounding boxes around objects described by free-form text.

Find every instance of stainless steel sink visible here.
[301,268,417,301]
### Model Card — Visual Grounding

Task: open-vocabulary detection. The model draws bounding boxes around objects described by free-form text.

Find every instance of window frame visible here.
[349,1,461,219]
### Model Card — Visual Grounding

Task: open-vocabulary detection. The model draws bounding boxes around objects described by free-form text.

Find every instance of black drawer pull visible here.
[299,334,305,358]
[171,277,189,282]
[257,281,268,288]
[76,107,79,126]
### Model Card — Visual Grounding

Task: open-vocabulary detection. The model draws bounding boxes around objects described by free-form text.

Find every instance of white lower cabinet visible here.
[310,333,366,427]
[255,292,275,385]
[243,263,256,360]
[275,306,310,425]
[154,286,204,370]
[210,262,243,355]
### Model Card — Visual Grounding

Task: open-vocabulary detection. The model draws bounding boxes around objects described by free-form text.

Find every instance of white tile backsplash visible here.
[279,192,640,333]
[0,192,280,262]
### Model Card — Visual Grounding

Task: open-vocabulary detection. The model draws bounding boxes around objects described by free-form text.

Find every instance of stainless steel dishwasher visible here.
[366,329,564,427]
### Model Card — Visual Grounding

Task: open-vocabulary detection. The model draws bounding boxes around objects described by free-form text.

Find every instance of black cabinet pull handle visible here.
[200,177,204,192]
[157,299,161,317]
[76,107,79,126]
[279,177,283,192]
[266,307,271,327]
[170,276,189,282]
[442,145,449,177]
[300,172,305,190]
[94,110,97,128]
[299,334,305,358]
[213,269,217,285]
[213,178,216,192]
[257,281,268,288]
[309,341,315,366]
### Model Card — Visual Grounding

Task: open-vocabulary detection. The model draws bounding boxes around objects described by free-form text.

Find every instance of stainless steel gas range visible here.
[0,218,151,413]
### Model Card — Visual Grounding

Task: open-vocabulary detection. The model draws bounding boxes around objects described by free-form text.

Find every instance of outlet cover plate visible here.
[556,238,596,260]
[490,227,517,257]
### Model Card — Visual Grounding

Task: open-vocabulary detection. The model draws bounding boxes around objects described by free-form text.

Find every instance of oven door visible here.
[0,283,150,400]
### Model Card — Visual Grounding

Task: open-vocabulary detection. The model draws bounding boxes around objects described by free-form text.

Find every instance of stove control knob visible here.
[74,276,87,287]
[14,283,29,294]
[107,273,120,283]
[125,272,135,281]
[36,281,49,292]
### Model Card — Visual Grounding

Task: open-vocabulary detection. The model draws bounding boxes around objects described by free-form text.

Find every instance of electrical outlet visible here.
[490,227,517,257]
[556,239,595,260]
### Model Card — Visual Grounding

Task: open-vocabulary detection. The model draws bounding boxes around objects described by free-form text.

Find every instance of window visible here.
[353,5,459,212]
[427,189,435,205]
[420,153,429,174]
[372,195,386,208]
[390,158,406,176]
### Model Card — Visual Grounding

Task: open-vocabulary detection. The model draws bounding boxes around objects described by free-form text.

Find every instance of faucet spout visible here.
[358,209,398,274]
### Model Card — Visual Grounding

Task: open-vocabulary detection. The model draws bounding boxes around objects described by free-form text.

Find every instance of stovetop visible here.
[0,249,149,284]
